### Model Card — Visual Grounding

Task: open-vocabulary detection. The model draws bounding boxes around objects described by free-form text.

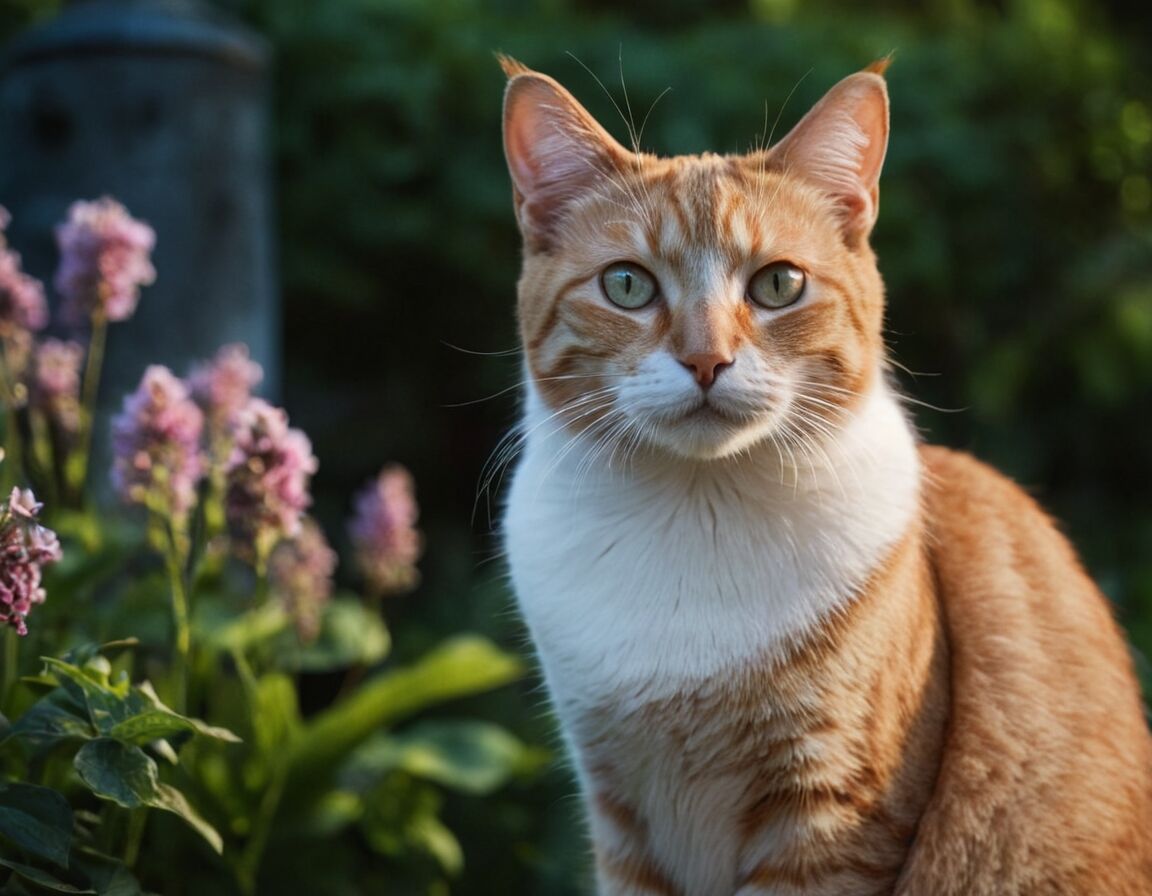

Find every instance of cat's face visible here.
[503,60,890,461]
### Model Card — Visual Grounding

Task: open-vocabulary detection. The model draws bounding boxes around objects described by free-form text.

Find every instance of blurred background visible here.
[1,0,1150,892]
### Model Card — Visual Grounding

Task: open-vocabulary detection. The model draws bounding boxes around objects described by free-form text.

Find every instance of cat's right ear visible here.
[500,57,631,249]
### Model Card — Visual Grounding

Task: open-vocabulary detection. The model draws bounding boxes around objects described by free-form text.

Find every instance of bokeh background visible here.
[1,0,1150,892]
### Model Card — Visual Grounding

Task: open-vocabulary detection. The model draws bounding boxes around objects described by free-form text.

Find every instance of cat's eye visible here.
[601,262,658,310]
[748,262,806,309]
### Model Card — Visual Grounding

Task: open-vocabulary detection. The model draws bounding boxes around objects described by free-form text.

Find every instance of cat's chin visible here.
[644,409,779,461]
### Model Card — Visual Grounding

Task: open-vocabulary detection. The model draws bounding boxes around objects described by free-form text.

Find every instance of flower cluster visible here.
[0,208,49,342]
[269,517,337,641]
[55,197,156,324]
[0,487,62,636]
[188,343,263,433]
[225,399,318,561]
[31,339,86,437]
[111,366,204,525]
[349,466,422,596]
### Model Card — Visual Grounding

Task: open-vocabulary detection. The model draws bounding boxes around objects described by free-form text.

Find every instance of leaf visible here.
[106,709,240,746]
[0,859,95,894]
[359,774,462,875]
[73,739,223,854]
[148,783,223,855]
[193,600,290,654]
[249,674,302,760]
[0,782,74,867]
[3,690,94,752]
[280,598,390,672]
[281,635,522,806]
[38,658,239,746]
[348,720,533,795]
[71,851,143,896]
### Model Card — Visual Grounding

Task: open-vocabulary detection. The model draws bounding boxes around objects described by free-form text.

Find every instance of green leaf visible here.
[73,739,223,854]
[249,673,302,760]
[348,720,533,795]
[359,774,462,875]
[194,600,290,654]
[74,739,156,810]
[106,709,240,746]
[37,659,239,747]
[0,782,74,867]
[3,690,94,752]
[70,851,143,896]
[280,597,390,672]
[0,859,95,893]
[281,635,522,806]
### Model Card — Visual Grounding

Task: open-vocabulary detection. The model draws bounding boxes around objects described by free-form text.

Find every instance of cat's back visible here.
[900,445,1152,895]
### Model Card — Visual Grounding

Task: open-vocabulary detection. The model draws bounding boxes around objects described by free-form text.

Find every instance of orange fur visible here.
[500,60,1152,894]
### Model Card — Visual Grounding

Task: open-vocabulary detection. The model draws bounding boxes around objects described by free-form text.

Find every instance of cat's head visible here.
[502,58,890,461]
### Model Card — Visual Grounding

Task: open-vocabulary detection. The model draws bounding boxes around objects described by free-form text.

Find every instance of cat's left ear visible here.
[764,61,890,244]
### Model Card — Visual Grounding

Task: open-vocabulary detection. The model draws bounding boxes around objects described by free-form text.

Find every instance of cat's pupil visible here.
[623,272,633,293]
[773,272,781,293]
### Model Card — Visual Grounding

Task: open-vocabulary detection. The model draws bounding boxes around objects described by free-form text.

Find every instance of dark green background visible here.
[2,0,1151,892]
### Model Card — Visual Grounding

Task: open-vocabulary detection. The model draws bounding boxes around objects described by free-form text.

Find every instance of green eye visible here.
[748,262,806,309]
[601,262,658,309]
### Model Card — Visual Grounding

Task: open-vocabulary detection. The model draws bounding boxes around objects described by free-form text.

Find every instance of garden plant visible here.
[0,200,532,895]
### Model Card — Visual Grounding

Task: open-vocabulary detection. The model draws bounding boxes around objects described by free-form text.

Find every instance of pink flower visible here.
[348,465,421,596]
[0,487,63,636]
[55,197,155,324]
[269,517,337,642]
[31,339,85,436]
[111,366,204,523]
[0,207,48,341]
[188,343,263,432]
[225,398,317,560]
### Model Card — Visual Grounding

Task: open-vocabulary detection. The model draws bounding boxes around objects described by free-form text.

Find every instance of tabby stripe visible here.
[527,272,590,353]
[593,791,644,835]
[599,853,680,895]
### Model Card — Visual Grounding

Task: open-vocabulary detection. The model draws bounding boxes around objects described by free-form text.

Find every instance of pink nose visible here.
[679,352,733,389]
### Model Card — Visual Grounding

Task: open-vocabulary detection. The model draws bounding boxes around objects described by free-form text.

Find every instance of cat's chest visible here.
[504,442,881,704]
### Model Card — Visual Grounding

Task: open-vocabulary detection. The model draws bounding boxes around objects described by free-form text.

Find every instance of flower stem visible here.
[123,807,148,868]
[160,516,192,713]
[73,310,108,502]
[0,626,18,715]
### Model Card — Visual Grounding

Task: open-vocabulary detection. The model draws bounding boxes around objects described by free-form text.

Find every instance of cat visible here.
[498,55,1152,896]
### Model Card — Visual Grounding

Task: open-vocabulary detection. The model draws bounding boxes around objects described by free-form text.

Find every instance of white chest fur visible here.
[503,380,920,891]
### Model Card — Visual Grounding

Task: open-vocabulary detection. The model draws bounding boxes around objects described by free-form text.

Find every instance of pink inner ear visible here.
[767,72,889,238]
[503,74,631,238]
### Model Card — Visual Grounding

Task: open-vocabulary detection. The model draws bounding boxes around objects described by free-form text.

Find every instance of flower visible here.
[0,487,63,636]
[30,339,85,436]
[111,366,204,523]
[0,211,48,341]
[225,398,317,561]
[188,343,263,433]
[348,465,421,596]
[55,197,155,324]
[269,517,337,642]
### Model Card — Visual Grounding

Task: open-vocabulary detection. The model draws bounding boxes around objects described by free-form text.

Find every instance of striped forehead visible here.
[631,156,761,285]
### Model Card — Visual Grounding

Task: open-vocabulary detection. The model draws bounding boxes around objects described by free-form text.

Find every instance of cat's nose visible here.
[679,352,733,389]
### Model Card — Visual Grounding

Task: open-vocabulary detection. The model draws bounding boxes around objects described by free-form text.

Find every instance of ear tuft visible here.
[864,54,894,77]
[496,53,531,78]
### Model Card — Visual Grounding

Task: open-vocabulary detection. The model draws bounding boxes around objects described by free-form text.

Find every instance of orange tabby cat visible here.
[499,56,1152,896]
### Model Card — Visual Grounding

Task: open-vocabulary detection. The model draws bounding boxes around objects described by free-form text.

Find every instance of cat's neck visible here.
[507,370,923,698]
